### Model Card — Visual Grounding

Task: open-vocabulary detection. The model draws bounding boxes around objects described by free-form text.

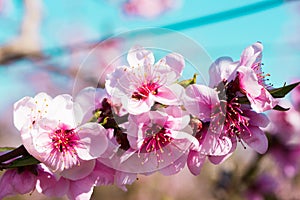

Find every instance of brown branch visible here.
[0,145,28,164]
[0,0,44,64]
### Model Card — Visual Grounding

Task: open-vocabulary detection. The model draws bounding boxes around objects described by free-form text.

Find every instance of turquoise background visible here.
[0,0,299,109]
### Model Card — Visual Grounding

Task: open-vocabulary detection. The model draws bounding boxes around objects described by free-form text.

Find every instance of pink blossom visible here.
[237,42,277,112]
[267,108,300,144]
[0,167,37,199]
[75,87,127,122]
[123,105,198,175]
[183,84,232,150]
[209,42,277,112]
[237,109,269,153]
[37,164,92,200]
[269,143,300,178]
[186,121,233,175]
[37,161,115,200]
[66,88,138,189]
[238,66,277,112]
[183,83,269,171]
[13,92,108,179]
[267,108,300,178]
[123,0,180,19]
[106,46,184,115]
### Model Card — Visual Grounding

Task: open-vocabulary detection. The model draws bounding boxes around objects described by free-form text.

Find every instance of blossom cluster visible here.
[123,0,180,19]
[0,42,295,200]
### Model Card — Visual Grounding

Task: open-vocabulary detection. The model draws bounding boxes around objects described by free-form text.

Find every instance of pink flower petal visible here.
[0,169,36,199]
[36,165,70,197]
[12,170,36,194]
[102,141,188,174]
[92,160,115,186]
[240,42,263,67]
[115,171,137,191]
[149,111,169,127]
[159,154,187,176]
[125,95,154,115]
[162,106,190,130]
[155,52,185,81]
[13,96,35,131]
[187,150,206,176]
[238,66,261,97]
[184,84,219,121]
[241,126,268,154]
[209,57,238,87]
[199,130,232,156]
[76,87,106,109]
[48,94,81,127]
[172,131,199,150]
[154,85,181,105]
[208,137,237,164]
[244,110,270,128]
[13,93,53,131]
[76,122,108,160]
[67,176,96,200]
[247,88,278,112]
[0,170,15,199]
[127,45,155,67]
[75,87,108,122]
[61,160,96,181]
[105,66,129,97]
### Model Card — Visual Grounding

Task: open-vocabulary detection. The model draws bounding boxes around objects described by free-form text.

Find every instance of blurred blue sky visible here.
[0,0,300,108]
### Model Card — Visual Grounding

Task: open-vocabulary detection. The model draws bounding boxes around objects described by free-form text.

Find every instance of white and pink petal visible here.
[76,122,108,160]
[127,46,155,67]
[184,84,220,121]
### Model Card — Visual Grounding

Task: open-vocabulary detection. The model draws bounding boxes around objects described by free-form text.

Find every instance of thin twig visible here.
[0,145,28,164]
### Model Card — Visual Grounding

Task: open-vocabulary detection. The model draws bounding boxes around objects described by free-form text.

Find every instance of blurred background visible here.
[1,0,300,199]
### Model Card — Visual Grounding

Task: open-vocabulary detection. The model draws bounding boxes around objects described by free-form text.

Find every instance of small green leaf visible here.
[269,81,300,98]
[273,105,290,111]
[178,73,197,88]
[89,110,101,122]
[6,155,40,169]
[101,116,109,126]
[0,147,15,152]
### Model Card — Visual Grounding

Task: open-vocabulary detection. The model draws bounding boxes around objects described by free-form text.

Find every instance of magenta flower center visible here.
[50,127,79,155]
[140,128,172,153]
[132,82,159,100]
[224,98,250,137]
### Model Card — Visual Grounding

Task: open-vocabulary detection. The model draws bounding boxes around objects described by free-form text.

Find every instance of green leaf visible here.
[273,105,290,111]
[89,110,101,123]
[269,81,300,98]
[6,155,40,169]
[0,147,15,152]
[178,73,197,88]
